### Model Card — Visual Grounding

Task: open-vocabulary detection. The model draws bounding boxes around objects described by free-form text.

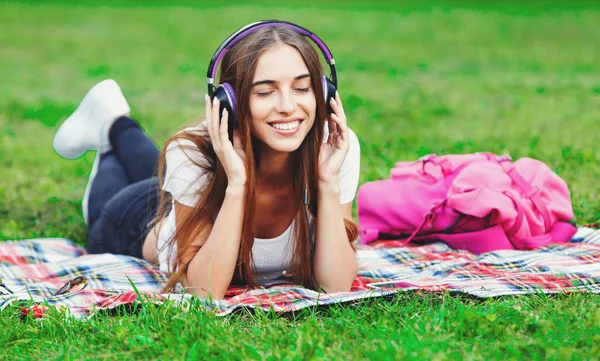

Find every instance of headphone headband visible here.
[207,20,337,96]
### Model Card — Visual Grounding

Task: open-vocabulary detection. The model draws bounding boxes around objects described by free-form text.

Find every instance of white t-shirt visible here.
[157,122,361,280]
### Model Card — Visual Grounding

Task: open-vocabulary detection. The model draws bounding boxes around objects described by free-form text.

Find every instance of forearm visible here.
[186,186,245,299]
[314,182,358,292]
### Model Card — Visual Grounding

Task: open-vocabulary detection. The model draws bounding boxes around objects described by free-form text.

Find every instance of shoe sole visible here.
[82,152,101,225]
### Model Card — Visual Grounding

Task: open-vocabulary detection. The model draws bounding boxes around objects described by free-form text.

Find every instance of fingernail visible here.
[213,97,218,106]
[205,94,209,102]
[222,108,227,116]
[331,98,337,105]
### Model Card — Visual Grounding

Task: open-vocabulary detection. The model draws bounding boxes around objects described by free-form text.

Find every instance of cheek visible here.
[302,95,317,118]
[302,97,318,129]
[249,99,272,134]
[249,98,271,125]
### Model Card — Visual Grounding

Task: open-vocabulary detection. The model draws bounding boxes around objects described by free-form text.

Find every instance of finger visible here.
[327,114,338,143]
[329,96,339,115]
[220,108,230,145]
[331,93,347,122]
[328,116,338,134]
[329,113,347,143]
[211,97,221,148]
[335,91,344,111]
[332,93,348,132]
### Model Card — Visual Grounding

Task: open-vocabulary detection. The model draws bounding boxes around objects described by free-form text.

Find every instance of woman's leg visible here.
[52,79,166,257]
[87,177,163,258]
[108,116,160,183]
[86,116,160,226]
[52,79,134,224]
[86,151,130,229]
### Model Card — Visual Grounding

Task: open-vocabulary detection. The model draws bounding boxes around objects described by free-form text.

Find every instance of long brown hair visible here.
[158,26,359,292]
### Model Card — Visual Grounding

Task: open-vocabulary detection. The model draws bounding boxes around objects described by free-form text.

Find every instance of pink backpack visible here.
[357,153,577,254]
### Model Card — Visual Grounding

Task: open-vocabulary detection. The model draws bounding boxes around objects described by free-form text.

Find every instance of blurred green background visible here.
[2,0,599,244]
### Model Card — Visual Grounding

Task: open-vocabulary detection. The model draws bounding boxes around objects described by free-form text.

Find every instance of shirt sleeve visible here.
[162,137,209,207]
[338,127,361,204]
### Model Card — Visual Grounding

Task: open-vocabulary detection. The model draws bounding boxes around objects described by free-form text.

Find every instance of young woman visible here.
[52,21,361,300]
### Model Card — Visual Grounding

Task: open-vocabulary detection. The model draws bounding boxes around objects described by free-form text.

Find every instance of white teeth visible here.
[271,121,300,131]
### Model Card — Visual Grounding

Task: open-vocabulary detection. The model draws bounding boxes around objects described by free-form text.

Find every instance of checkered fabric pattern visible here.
[1,228,599,319]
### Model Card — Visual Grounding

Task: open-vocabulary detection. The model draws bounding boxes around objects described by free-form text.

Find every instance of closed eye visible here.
[295,87,310,92]
[256,91,274,97]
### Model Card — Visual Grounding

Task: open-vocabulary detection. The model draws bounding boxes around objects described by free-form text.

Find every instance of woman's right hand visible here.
[205,95,247,187]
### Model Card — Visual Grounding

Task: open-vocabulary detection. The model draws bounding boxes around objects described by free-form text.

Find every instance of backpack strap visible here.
[401,213,435,246]
[502,191,525,235]
[498,160,552,232]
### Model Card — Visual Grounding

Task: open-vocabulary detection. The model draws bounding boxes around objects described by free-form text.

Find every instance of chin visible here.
[264,138,305,154]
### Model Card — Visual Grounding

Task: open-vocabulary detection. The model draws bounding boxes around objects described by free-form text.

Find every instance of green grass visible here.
[1,0,600,359]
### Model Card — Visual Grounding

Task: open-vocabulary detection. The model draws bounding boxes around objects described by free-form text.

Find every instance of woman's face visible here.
[248,43,317,154]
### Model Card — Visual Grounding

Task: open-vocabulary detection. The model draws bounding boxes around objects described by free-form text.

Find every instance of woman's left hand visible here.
[319,92,350,185]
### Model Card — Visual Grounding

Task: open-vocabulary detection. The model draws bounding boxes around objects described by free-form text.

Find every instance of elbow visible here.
[186,271,230,301]
[206,290,227,301]
[317,278,355,293]
[191,285,228,301]
[320,284,352,293]
[315,262,358,293]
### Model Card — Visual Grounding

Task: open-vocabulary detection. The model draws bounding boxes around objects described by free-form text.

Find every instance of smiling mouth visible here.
[269,120,301,131]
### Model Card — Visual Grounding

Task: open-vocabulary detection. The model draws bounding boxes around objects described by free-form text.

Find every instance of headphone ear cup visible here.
[213,83,237,141]
[321,76,337,115]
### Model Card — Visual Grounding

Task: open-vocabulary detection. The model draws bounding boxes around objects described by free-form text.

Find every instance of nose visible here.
[275,90,296,114]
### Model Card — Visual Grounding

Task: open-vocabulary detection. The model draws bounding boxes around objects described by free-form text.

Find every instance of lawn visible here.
[1,0,600,359]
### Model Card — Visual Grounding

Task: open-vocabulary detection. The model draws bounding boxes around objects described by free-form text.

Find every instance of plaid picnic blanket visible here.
[1,227,599,319]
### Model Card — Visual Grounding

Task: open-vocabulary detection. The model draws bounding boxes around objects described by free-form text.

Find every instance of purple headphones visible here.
[206,20,338,137]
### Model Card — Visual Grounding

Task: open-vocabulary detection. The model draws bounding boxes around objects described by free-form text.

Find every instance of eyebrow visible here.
[251,74,310,87]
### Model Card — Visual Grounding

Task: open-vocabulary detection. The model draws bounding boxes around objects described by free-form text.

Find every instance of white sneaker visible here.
[53,79,130,159]
[81,152,101,225]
